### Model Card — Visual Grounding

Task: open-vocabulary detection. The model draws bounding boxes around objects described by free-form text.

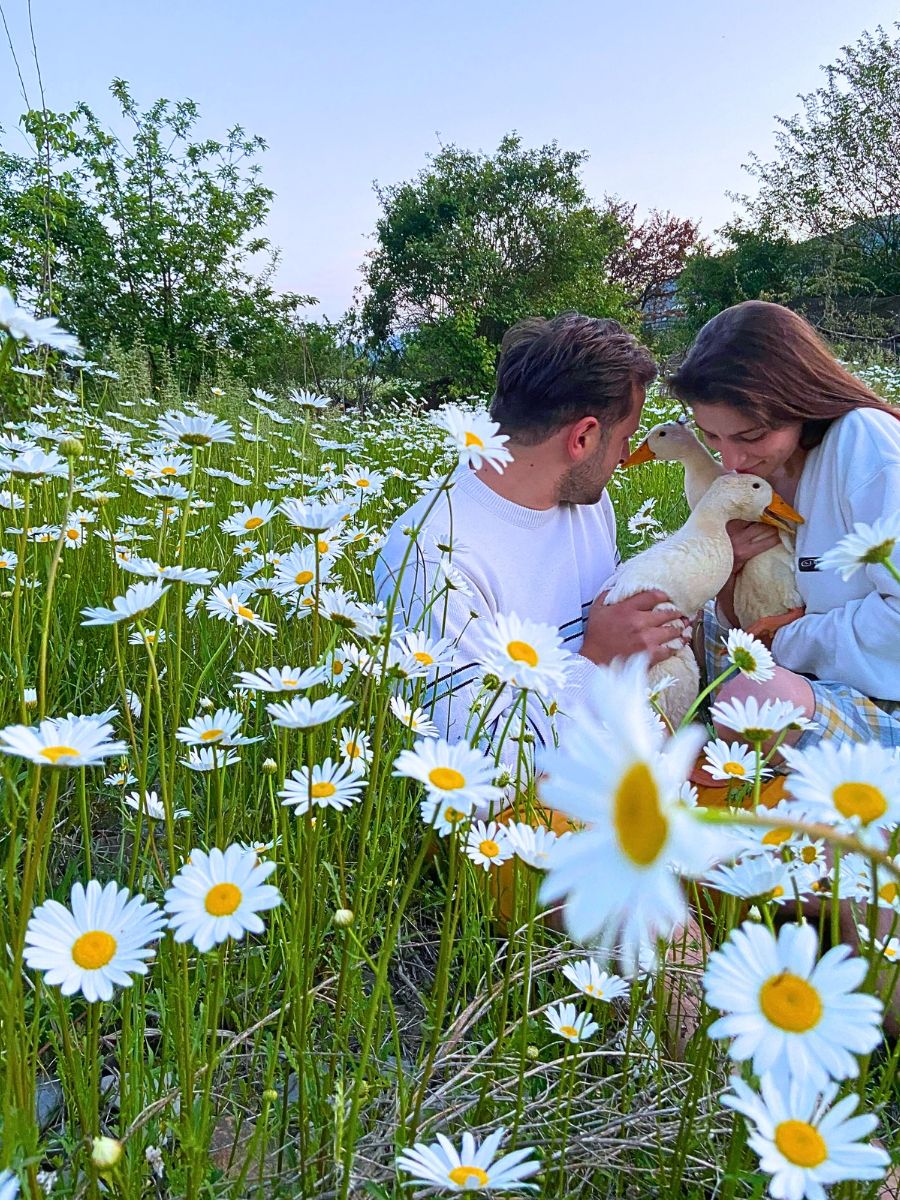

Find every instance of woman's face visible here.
[691,403,804,477]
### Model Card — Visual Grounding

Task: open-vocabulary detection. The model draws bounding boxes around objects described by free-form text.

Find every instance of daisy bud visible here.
[261,1088,279,1103]
[23,687,38,709]
[91,1136,123,1170]
[59,436,84,459]
[198,696,214,710]
[526,1044,540,1060]
[333,907,354,928]
[262,758,278,774]
[482,673,501,690]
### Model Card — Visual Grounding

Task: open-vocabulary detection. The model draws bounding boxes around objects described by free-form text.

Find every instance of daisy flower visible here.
[133,479,190,503]
[0,714,127,768]
[157,410,234,447]
[431,405,513,473]
[722,1072,889,1199]
[234,664,328,693]
[81,579,170,627]
[165,845,281,953]
[701,856,814,905]
[476,612,571,696]
[206,584,276,635]
[817,513,900,580]
[395,1126,539,1194]
[702,738,772,784]
[393,738,502,813]
[277,496,353,533]
[343,465,385,494]
[0,288,81,354]
[279,758,365,815]
[724,628,775,682]
[287,388,331,410]
[337,726,371,773]
[125,790,190,821]
[0,549,18,569]
[781,740,900,845]
[856,924,900,963]
[465,820,513,870]
[389,696,439,738]
[392,631,457,677]
[0,447,68,478]
[146,452,192,478]
[545,1000,599,1044]
[536,656,723,964]
[119,557,217,586]
[710,695,812,743]
[420,795,477,836]
[505,820,572,868]
[0,1168,19,1200]
[176,707,261,747]
[703,921,883,1088]
[562,958,629,1002]
[179,746,241,772]
[266,693,352,730]
[23,880,166,1002]
[220,500,276,537]
[272,545,325,595]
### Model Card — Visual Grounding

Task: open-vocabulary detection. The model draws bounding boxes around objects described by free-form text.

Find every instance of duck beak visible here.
[620,439,655,468]
[761,492,804,531]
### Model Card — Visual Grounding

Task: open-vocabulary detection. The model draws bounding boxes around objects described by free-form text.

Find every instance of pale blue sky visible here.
[2,1,898,319]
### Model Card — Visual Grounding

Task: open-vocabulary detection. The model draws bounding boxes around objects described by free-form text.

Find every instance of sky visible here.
[1,0,898,320]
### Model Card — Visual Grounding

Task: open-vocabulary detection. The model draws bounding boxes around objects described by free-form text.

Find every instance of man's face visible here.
[557,385,646,505]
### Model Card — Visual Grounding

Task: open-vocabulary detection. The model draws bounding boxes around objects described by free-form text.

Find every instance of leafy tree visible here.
[361,134,633,393]
[737,24,900,332]
[602,199,704,317]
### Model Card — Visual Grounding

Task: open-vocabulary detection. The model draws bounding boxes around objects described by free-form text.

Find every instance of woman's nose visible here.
[721,448,751,471]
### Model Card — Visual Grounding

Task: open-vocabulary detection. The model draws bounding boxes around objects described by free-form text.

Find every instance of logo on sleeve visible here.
[798,556,821,572]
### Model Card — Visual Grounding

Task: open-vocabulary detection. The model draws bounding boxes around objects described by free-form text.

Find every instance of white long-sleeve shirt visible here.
[772,407,900,701]
[374,466,618,751]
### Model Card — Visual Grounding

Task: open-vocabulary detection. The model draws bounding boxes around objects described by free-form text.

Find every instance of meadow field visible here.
[1,314,900,1199]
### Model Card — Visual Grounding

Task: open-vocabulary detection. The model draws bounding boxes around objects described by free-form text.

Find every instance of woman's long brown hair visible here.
[668,301,900,449]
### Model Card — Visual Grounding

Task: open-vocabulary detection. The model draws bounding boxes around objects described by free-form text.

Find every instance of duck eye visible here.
[659,431,666,437]
[752,482,760,489]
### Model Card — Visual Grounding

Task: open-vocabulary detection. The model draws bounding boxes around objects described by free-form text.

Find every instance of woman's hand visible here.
[726,519,782,573]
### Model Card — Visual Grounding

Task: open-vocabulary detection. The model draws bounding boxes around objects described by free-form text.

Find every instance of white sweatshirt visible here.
[772,407,900,701]
[374,466,618,751]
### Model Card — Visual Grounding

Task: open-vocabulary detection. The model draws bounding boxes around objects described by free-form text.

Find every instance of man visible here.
[375,312,689,752]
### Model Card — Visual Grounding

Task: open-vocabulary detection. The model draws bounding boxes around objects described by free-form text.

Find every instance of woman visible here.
[669,300,900,750]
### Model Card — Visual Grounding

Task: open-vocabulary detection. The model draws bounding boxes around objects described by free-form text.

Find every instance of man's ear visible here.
[565,415,601,461]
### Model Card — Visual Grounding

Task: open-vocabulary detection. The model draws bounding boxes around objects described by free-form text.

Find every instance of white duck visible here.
[604,472,803,728]
[622,419,804,636]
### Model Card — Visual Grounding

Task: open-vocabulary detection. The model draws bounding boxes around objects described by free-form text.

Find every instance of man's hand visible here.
[727,519,782,573]
[580,589,691,668]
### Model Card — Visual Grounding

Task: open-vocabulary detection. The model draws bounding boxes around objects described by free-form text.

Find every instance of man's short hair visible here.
[491,312,657,444]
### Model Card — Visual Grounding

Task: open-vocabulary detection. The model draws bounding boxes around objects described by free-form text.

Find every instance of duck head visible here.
[701,472,804,531]
[620,419,704,466]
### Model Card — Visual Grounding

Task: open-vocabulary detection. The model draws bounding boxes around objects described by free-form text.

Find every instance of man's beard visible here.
[556,441,608,506]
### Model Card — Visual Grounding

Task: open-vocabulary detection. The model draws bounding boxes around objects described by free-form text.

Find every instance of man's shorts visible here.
[697,602,900,750]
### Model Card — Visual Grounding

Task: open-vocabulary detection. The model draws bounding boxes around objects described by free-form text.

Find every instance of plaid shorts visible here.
[697,602,900,750]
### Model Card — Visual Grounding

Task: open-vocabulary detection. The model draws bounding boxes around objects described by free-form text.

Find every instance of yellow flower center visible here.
[283,678,298,687]
[295,570,314,585]
[72,930,117,970]
[464,431,484,448]
[559,1024,579,1039]
[161,466,177,475]
[507,640,538,667]
[448,1166,489,1187]
[200,729,223,742]
[879,882,898,905]
[771,885,785,898]
[311,781,337,799]
[40,744,79,764]
[774,1120,827,1168]
[332,661,344,675]
[887,946,897,958]
[236,604,257,620]
[317,539,329,553]
[413,650,433,664]
[833,782,887,825]
[801,846,818,864]
[205,882,242,916]
[723,761,746,777]
[345,742,361,758]
[479,839,500,858]
[245,516,264,529]
[443,806,466,824]
[759,971,822,1032]
[355,478,370,487]
[66,529,80,540]
[613,762,668,867]
[429,767,465,791]
[763,827,792,847]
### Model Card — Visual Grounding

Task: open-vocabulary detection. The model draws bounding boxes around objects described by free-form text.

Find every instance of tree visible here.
[360,134,633,393]
[737,24,900,333]
[602,199,704,318]
[1,81,315,386]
